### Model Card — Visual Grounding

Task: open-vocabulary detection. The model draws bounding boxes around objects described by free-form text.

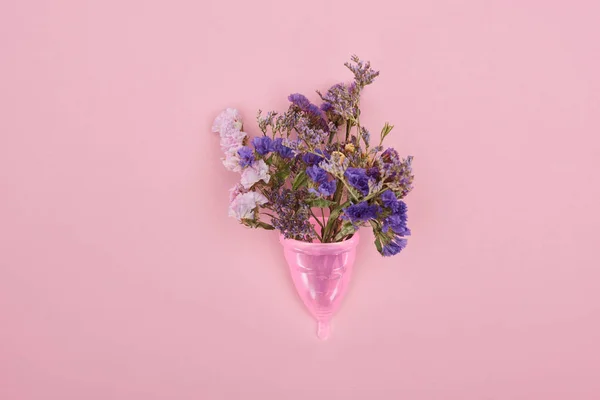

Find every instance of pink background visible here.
[1,0,599,399]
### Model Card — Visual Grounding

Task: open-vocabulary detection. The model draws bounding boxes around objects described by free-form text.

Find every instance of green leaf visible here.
[273,166,291,185]
[374,237,383,254]
[334,222,356,241]
[308,198,334,208]
[256,221,275,230]
[292,171,308,190]
[380,122,394,143]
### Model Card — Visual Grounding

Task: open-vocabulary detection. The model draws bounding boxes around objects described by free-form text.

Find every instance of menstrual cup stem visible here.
[317,320,330,340]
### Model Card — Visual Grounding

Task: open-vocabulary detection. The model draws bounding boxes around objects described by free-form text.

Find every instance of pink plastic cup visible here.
[279,228,359,340]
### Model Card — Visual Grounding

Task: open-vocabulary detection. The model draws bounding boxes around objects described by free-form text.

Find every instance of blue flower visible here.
[344,201,380,223]
[344,167,370,195]
[382,200,410,235]
[366,166,380,180]
[288,93,328,131]
[320,102,333,112]
[272,138,294,158]
[383,215,411,236]
[306,165,328,185]
[252,136,273,156]
[380,190,397,208]
[307,103,323,118]
[237,146,255,168]
[302,149,326,166]
[318,180,337,196]
[361,127,371,146]
[382,236,407,257]
[288,93,311,110]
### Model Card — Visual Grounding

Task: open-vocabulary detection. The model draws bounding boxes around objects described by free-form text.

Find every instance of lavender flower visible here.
[269,188,316,241]
[320,102,333,112]
[344,167,370,196]
[360,127,371,146]
[273,138,294,158]
[318,180,337,196]
[302,149,326,166]
[288,93,311,110]
[288,93,328,131]
[344,201,380,223]
[381,147,400,166]
[380,194,410,244]
[318,83,357,121]
[378,150,414,197]
[252,136,273,156]
[306,165,328,185]
[345,55,380,88]
[382,236,407,257]
[366,166,380,180]
[237,146,255,168]
[320,151,349,176]
[383,200,409,232]
[281,138,299,151]
[380,190,398,208]
[383,215,411,236]
[296,117,328,148]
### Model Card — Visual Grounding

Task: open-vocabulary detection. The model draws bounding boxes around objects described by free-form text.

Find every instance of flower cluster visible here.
[212,56,414,256]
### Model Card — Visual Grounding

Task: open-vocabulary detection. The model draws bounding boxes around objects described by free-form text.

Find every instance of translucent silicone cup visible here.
[279,229,359,340]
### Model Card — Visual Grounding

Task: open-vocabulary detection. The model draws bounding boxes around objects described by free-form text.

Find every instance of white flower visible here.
[228,183,245,202]
[240,159,270,189]
[222,148,242,172]
[220,130,247,153]
[212,108,243,135]
[228,191,268,221]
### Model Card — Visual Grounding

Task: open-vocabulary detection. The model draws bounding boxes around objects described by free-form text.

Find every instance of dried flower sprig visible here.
[212,56,413,256]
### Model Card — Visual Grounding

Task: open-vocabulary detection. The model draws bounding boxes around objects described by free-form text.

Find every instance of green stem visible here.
[311,226,323,242]
[340,178,359,202]
[309,209,324,230]
[323,182,343,242]
[345,120,351,142]
[328,129,336,144]
[355,108,363,149]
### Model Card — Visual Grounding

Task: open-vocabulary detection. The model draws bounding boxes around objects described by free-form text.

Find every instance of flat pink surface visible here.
[1,1,599,399]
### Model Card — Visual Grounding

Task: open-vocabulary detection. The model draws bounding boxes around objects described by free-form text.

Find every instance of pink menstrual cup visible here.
[279,228,359,340]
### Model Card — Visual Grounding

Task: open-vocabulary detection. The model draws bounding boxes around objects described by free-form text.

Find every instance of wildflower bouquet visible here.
[212,56,414,256]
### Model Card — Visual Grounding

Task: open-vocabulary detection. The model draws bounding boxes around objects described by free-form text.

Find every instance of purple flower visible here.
[317,83,357,121]
[307,103,322,118]
[382,200,410,236]
[302,149,326,166]
[366,167,380,180]
[320,102,333,112]
[344,167,370,195]
[345,55,380,88]
[382,236,407,257]
[252,136,273,156]
[288,93,328,131]
[273,138,294,158]
[306,165,328,185]
[269,188,316,241]
[380,190,397,208]
[288,93,311,110]
[360,127,371,146]
[318,180,337,196]
[383,216,411,236]
[237,146,255,168]
[344,201,380,223]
